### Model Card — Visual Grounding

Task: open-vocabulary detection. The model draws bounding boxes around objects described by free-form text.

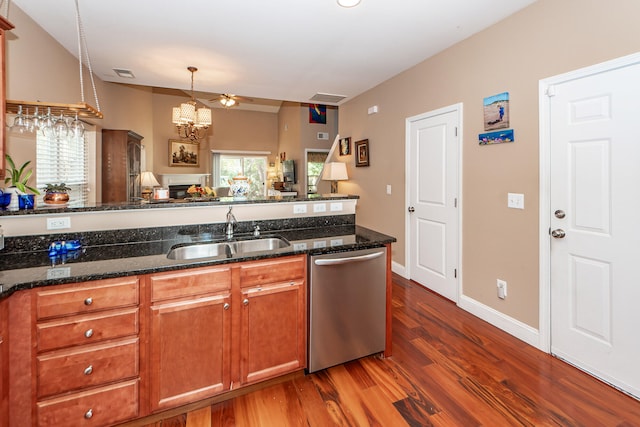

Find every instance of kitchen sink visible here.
[167,236,290,260]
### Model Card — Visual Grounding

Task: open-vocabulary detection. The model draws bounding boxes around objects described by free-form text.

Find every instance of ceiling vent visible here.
[113,68,135,78]
[309,92,347,104]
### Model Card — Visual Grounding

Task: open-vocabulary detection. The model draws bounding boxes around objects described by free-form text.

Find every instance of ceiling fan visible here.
[209,93,254,108]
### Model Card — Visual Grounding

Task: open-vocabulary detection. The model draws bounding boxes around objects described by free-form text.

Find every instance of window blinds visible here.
[36,133,89,204]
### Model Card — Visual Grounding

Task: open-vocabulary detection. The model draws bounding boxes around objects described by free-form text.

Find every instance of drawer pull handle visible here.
[243,298,249,306]
[223,303,230,310]
[84,329,94,338]
[84,409,93,419]
[84,297,93,306]
[84,365,93,375]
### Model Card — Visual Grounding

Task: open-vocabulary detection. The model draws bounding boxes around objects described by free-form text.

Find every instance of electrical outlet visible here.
[313,203,327,213]
[330,202,343,212]
[47,217,71,230]
[497,279,507,299]
[293,204,307,214]
[507,193,524,209]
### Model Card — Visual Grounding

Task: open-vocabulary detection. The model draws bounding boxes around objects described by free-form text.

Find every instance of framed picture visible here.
[483,92,510,131]
[339,137,351,156]
[309,104,327,124]
[479,129,514,145]
[169,139,199,167]
[355,139,369,167]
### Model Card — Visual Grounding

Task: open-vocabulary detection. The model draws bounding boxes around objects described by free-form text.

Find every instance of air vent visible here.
[317,132,329,140]
[310,92,347,104]
[113,68,135,79]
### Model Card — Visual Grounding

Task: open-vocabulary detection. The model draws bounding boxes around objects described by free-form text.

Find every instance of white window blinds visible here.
[36,132,89,204]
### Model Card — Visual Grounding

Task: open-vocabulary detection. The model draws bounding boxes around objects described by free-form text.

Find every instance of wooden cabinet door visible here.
[240,279,306,385]
[149,293,231,412]
[0,298,7,427]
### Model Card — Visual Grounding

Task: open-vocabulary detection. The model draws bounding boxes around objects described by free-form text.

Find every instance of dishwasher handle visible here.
[313,251,385,266]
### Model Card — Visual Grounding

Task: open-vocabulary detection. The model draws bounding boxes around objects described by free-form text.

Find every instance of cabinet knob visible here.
[84,409,93,419]
[223,303,230,310]
[84,297,93,306]
[83,365,93,376]
[84,329,94,338]
[243,298,249,306]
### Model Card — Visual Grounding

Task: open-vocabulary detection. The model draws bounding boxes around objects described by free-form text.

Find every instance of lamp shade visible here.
[322,162,348,181]
[140,171,160,187]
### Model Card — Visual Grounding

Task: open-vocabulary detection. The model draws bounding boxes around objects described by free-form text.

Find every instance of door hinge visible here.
[546,85,556,97]
[454,268,457,278]
[454,126,458,137]
[454,198,457,208]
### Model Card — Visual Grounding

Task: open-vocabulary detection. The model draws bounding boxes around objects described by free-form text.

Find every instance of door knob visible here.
[551,229,566,238]
[408,207,415,213]
[554,210,566,219]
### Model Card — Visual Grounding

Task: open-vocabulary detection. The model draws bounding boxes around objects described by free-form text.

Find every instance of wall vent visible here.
[317,132,329,140]
[309,93,347,104]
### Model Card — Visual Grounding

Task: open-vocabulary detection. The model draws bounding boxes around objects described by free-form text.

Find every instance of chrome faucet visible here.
[225,206,237,239]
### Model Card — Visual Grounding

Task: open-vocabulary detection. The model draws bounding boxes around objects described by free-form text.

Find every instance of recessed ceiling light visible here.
[337,0,361,8]
[113,68,135,79]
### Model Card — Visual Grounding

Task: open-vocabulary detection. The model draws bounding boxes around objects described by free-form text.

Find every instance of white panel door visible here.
[549,60,640,398]
[408,106,459,301]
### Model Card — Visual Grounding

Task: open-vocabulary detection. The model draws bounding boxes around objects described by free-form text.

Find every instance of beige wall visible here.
[338,0,640,328]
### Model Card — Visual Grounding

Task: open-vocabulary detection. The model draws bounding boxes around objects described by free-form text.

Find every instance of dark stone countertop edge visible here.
[0,225,395,299]
[0,194,359,216]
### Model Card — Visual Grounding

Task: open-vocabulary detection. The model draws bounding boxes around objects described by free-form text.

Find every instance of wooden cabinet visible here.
[0,298,8,427]
[238,256,307,385]
[102,129,143,203]
[146,255,306,412]
[0,17,14,181]
[34,277,140,427]
[148,266,232,412]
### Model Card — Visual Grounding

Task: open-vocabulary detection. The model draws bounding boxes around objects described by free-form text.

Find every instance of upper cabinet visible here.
[0,16,14,181]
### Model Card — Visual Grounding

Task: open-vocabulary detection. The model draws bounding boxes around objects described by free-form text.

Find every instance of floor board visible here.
[139,274,640,426]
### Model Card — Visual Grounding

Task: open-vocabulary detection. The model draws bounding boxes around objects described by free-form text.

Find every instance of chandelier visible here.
[172,66,211,141]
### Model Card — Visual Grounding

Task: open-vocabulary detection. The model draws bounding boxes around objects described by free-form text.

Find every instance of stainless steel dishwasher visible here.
[308,246,387,373]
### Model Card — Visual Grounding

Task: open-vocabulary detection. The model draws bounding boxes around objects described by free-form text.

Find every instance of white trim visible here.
[539,51,640,353]
[458,294,541,348]
[391,261,407,278]
[210,149,271,155]
[404,103,463,302]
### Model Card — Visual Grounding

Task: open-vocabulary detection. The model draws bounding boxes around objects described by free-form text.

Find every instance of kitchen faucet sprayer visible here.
[226,206,237,239]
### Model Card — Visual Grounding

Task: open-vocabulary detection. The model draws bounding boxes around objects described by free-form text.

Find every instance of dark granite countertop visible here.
[0,225,395,298]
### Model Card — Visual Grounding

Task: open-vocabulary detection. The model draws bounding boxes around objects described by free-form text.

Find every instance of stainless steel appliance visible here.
[308,247,387,373]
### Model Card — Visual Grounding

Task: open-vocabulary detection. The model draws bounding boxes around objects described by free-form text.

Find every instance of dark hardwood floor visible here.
[141,273,640,426]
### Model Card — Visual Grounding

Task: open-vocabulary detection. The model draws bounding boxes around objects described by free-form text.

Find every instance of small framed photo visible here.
[169,139,199,167]
[339,137,351,156]
[355,139,369,167]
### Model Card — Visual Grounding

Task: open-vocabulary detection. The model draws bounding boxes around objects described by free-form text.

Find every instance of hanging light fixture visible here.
[172,66,212,141]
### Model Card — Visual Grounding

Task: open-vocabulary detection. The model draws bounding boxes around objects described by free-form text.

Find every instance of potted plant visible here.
[4,154,40,209]
[42,183,71,205]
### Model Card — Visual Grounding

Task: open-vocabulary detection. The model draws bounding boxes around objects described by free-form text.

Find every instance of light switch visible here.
[386,185,392,195]
[507,193,524,209]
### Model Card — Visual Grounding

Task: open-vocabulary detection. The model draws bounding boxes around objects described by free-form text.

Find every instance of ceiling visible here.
[11,0,536,109]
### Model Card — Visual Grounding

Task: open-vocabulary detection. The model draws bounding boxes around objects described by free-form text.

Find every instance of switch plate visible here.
[507,193,524,209]
[293,204,307,214]
[47,217,71,230]
[497,279,507,299]
[386,185,392,195]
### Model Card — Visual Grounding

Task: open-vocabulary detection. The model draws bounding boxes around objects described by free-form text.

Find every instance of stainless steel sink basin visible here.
[229,237,291,254]
[167,236,290,260]
[166,242,229,260]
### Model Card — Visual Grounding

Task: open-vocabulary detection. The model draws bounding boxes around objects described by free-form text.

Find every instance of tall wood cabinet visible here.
[102,130,143,203]
[0,16,14,181]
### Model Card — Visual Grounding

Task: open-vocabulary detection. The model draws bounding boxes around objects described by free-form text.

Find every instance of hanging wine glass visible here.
[40,107,55,138]
[69,113,84,139]
[53,113,69,139]
[23,108,35,133]
[10,105,26,134]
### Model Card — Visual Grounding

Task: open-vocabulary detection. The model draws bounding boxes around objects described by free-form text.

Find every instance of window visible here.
[36,131,90,204]
[306,150,328,194]
[212,152,268,197]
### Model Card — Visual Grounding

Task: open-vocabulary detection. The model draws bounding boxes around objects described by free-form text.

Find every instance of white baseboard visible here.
[391,261,407,278]
[458,294,543,350]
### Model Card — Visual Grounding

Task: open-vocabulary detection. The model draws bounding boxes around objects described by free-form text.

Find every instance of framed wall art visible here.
[339,137,351,156]
[355,139,369,167]
[169,139,199,167]
[309,104,327,124]
[483,92,510,131]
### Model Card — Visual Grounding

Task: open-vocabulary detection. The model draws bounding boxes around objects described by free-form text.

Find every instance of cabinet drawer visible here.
[37,307,139,352]
[150,265,232,301]
[36,277,139,319]
[239,255,306,288]
[37,379,139,427]
[37,337,138,398]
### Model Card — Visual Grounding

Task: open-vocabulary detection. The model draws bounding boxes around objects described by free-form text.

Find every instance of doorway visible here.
[540,53,640,398]
[405,104,461,302]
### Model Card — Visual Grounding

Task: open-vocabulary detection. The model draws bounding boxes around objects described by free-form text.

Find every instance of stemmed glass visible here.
[69,113,84,139]
[10,105,26,134]
[53,113,68,139]
[39,107,55,138]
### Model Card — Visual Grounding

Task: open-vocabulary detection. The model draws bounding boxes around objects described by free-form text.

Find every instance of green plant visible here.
[43,183,71,193]
[4,154,40,195]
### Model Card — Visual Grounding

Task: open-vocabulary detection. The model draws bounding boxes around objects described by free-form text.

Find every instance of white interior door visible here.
[406,105,460,302]
[548,58,640,398]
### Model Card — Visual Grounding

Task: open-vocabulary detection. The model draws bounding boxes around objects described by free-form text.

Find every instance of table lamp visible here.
[322,162,348,196]
[140,171,160,200]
